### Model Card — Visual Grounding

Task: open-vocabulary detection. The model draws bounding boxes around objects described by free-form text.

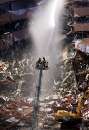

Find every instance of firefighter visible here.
[36,58,42,69]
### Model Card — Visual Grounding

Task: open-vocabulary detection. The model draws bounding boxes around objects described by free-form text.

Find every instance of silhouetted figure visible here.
[42,57,48,69]
[37,58,42,64]
[36,58,42,69]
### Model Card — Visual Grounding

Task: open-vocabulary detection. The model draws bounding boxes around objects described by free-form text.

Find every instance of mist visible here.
[29,0,65,97]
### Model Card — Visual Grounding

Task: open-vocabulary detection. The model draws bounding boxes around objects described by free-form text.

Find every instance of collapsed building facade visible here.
[0,0,41,59]
[63,0,89,81]
[59,0,89,127]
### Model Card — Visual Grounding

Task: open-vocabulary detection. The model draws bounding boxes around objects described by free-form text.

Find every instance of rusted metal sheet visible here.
[74,7,89,17]
[73,23,89,32]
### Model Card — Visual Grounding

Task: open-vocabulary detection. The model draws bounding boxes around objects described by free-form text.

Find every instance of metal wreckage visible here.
[0,49,88,130]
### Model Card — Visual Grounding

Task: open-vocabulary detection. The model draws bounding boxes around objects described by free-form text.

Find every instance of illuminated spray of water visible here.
[30,0,65,97]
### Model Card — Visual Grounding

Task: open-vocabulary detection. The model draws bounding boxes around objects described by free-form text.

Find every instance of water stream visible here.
[30,0,65,98]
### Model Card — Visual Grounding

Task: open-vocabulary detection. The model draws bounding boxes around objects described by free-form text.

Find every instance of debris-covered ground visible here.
[0,49,89,130]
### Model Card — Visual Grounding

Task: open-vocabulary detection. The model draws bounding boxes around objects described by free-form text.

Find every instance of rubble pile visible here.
[0,51,77,129]
[0,97,33,129]
[0,53,36,129]
[0,49,88,130]
[38,93,78,129]
[53,58,76,97]
[0,93,78,130]
[0,53,36,97]
[37,50,89,129]
[71,50,89,94]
